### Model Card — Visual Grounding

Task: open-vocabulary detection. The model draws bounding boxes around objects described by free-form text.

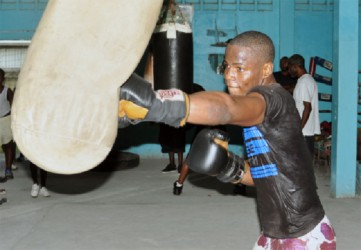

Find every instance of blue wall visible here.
[0,0,359,157]
[294,9,334,122]
[0,0,46,40]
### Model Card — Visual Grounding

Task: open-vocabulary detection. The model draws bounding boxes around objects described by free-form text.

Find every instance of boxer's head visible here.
[223,31,275,96]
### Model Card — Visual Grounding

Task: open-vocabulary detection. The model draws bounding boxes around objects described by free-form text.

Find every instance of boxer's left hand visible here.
[118,73,189,128]
[186,128,245,183]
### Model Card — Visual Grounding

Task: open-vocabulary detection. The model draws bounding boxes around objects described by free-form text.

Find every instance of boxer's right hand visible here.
[186,128,245,183]
[118,73,189,128]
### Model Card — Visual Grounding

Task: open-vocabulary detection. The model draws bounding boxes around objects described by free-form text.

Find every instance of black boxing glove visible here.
[118,73,189,128]
[186,128,245,183]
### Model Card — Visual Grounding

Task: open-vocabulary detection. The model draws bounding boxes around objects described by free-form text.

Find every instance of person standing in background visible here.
[0,68,15,180]
[288,54,321,156]
[171,83,240,196]
[30,162,50,198]
[173,83,207,194]
[159,124,186,173]
[273,56,297,94]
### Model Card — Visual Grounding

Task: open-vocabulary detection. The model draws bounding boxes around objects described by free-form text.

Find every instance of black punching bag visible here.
[152,1,193,94]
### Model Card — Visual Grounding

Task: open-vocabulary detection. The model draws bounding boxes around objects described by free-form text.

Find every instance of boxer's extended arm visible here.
[186,128,253,185]
[187,91,265,127]
[119,75,265,128]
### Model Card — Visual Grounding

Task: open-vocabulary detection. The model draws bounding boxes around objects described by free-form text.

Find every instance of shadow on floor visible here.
[187,171,257,198]
[19,151,140,195]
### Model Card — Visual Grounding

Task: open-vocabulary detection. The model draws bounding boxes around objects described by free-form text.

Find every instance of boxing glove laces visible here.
[186,128,245,183]
[118,73,189,128]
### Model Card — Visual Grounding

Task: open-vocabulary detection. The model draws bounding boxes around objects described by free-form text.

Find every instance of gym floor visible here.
[0,154,360,250]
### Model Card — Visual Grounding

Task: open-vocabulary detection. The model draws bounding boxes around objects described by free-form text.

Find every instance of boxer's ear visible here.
[11,0,163,174]
[262,62,274,79]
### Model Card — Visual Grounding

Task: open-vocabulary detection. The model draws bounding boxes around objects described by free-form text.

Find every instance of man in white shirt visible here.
[288,54,321,156]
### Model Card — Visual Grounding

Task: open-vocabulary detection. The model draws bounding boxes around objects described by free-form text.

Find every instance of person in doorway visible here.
[288,54,321,156]
[118,30,336,249]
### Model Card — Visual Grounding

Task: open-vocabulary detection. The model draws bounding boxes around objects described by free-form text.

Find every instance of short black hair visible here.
[280,56,288,62]
[229,31,275,64]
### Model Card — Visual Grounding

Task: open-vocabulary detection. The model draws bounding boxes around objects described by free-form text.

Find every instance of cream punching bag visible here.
[152,1,193,93]
[11,0,163,174]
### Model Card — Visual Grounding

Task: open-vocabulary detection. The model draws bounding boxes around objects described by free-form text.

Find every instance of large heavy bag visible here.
[11,0,163,174]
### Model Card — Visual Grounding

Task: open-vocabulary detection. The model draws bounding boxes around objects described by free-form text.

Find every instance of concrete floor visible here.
[0,154,360,250]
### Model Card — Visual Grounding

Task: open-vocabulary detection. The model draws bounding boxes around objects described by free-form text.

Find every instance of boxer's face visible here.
[223,44,264,96]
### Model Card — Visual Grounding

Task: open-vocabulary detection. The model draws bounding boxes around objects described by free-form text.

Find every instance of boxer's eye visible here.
[237,66,244,72]
[222,62,230,70]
